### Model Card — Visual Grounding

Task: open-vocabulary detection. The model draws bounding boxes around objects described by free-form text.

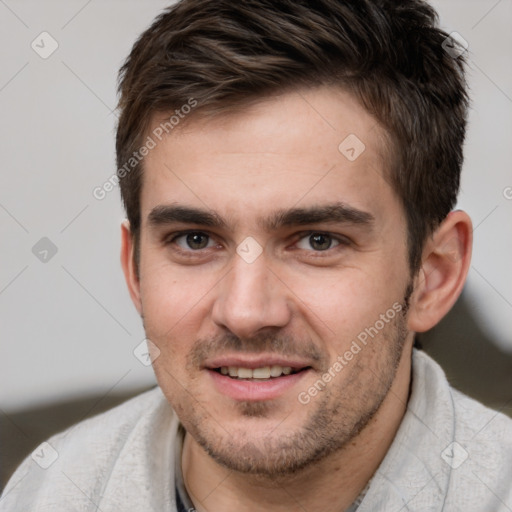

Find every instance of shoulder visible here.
[450,385,512,457]
[413,350,512,508]
[452,384,512,432]
[0,387,178,512]
[446,385,512,509]
[39,386,169,459]
[414,349,512,449]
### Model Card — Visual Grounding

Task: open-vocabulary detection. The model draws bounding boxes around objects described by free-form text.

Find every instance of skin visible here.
[121,87,472,512]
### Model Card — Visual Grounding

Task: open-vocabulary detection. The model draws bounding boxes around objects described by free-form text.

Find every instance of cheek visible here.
[140,272,199,390]
[285,266,404,352]
[139,257,212,328]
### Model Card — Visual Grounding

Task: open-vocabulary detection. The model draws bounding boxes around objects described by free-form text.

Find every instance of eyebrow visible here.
[148,204,228,229]
[147,202,375,231]
[263,203,375,231]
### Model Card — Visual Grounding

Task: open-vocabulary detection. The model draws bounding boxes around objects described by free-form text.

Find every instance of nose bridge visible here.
[212,253,290,337]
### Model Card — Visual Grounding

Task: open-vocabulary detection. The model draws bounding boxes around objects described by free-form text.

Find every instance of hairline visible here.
[128,84,425,275]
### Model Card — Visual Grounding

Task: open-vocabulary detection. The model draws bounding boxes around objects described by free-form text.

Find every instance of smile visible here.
[215,365,303,379]
[207,360,312,401]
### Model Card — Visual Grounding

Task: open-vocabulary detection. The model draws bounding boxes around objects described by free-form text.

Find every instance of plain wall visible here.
[1,0,511,413]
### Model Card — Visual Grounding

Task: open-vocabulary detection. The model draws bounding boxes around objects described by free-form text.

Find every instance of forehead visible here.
[141,86,398,228]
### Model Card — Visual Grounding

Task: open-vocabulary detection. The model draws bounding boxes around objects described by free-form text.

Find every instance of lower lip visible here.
[208,369,310,401]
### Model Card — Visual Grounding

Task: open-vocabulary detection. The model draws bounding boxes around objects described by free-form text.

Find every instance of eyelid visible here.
[165,230,218,250]
[165,229,212,241]
[162,229,352,254]
[293,230,352,248]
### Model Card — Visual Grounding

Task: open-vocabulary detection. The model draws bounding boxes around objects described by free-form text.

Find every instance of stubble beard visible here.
[179,300,410,478]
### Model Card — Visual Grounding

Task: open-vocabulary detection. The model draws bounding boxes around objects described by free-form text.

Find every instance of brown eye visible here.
[173,232,214,250]
[309,233,332,251]
[296,232,340,252]
[187,233,209,249]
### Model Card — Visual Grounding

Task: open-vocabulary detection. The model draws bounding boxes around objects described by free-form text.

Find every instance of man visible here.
[2,0,511,510]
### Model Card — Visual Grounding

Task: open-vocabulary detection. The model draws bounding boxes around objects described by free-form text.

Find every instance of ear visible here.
[120,220,142,315]
[408,210,472,332]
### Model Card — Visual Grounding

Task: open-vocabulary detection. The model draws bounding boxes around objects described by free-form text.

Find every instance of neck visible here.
[182,344,413,512]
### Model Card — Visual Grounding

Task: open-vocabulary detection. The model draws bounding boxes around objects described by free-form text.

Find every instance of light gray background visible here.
[1,0,511,413]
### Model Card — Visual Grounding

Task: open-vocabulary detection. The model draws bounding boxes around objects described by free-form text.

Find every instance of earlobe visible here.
[408,210,473,332]
[120,220,142,315]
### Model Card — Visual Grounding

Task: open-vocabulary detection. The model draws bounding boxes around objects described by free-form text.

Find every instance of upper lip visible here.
[204,354,313,370]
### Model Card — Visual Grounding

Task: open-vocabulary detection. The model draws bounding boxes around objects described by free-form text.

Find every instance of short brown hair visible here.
[116,0,468,272]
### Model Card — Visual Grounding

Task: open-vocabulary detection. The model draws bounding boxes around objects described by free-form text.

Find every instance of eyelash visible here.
[165,230,352,255]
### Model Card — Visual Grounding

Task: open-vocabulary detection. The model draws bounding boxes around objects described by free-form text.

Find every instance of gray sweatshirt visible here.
[1,350,511,511]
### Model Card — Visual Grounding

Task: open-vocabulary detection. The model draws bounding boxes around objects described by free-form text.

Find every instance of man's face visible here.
[129,87,414,475]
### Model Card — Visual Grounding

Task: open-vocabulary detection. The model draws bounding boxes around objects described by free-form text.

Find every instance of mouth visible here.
[205,357,313,401]
[212,365,310,380]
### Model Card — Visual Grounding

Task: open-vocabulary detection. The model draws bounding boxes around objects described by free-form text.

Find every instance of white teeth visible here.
[270,365,282,377]
[237,367,253,379]
[219,365,294,379]
[252,366,271,379]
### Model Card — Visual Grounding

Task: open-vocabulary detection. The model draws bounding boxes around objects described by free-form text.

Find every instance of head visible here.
[118,0,472,476]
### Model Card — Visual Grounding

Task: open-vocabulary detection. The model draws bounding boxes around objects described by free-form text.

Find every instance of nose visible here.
[211,252,292,339]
